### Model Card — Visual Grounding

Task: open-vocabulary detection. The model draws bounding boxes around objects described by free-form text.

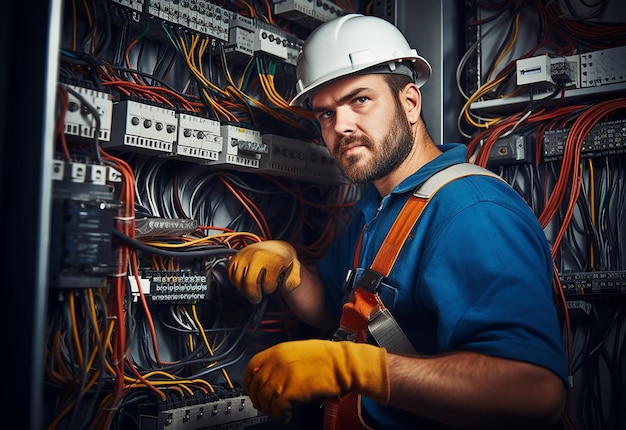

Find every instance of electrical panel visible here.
[18,2,624,430]
[466,4,626,428]
[47,1,367,429]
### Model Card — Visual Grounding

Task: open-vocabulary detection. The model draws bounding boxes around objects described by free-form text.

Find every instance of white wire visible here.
[456,8,512,101]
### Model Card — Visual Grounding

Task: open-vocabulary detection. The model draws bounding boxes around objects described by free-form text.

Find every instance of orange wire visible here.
[218,175,271,239]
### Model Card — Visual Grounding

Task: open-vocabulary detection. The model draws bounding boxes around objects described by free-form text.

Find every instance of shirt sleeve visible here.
[417,192,569,385]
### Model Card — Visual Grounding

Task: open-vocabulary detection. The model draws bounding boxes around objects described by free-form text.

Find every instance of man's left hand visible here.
[243,339,390,423]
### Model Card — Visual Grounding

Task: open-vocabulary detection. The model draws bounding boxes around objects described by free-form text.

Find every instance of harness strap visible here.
[341,163,503,353]
[370,197,429,276]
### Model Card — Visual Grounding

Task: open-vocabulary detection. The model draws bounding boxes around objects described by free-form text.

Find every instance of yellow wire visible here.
[192,304,235,389]
[259,73,290,110]
[463,13,522,130]
[68,293,84,367]
[179,36,229,97]
[462,75,507,128]
[487,13,520,82]
[218,49,298,125]
[143,231,263,248]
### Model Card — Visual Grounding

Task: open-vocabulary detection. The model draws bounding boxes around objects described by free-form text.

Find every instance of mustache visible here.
[335,135,371,156]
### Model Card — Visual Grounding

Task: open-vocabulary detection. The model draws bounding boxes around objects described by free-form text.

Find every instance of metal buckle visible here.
[355,268,386,293]
[332,326,357,342]
[341,268,356,294]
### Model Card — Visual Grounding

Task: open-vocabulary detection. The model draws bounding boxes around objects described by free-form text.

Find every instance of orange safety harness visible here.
[322,163,503,430]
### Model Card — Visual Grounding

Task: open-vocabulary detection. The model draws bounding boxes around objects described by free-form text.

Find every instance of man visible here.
[227,14,568,430]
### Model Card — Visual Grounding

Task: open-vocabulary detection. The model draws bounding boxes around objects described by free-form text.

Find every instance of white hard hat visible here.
[290,14,432,108]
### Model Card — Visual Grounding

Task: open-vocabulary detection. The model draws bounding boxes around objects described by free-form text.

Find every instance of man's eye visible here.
[355,97,368,104]
[319,111,333,120]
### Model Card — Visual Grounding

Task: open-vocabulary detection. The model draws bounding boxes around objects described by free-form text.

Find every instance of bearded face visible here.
[332,101,414,184]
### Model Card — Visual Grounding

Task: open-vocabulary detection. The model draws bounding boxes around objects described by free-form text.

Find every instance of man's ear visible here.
[402,83,422,124]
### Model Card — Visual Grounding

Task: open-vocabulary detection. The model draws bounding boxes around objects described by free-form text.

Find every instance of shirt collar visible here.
[356,143,468,210]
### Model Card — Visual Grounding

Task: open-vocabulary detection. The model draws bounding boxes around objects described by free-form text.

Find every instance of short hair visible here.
[383,73,429,130]
[384,73,414,97]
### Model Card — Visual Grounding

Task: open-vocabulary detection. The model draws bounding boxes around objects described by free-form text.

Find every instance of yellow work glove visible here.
[244,339,390,423]
[227,240,301,304]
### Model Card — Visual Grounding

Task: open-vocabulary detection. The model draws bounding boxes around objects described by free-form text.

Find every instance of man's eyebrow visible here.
[311,87,371,114]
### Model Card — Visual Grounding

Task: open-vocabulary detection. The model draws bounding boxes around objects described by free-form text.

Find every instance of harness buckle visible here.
[356,268,386,293]
[331,326,358,342]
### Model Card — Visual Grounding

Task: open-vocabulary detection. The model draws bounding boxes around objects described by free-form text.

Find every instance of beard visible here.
[333,107,414,184]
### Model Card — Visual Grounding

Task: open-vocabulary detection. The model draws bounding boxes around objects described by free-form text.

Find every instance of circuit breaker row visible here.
[111,0,350,65]
[61,84,346,184]
[543,118,626,161]
[487,118,626,165]
[138,393,270,430]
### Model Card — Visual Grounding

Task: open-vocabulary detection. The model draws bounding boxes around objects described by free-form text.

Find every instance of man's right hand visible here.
[227,240,301,304]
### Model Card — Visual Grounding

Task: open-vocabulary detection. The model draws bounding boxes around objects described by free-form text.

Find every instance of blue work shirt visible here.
[316,143,569,429]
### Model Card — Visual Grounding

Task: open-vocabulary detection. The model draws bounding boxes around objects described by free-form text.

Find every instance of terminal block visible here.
[173,113,222,162]
[560,270,626,295]
[138,393,269,430]
[129,269,210,304]
[307,142,348,185]
[259,134,309,179]
[543,118,626,161]
[49,161,119,289]
[146,1,231,41]
[223,14,255,62]
[516,54,579,88]
[580,45,626,88]
[254,21,289,60]
[274,0,347,28]
[204,124,267,170]
[488,134,533,166]
[108,100,176,155]
[62,83,113,142]
[260,134,347,184]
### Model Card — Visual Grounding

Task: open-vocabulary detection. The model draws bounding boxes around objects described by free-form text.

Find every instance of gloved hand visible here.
[244,339,390,423]
[227,240,301,304]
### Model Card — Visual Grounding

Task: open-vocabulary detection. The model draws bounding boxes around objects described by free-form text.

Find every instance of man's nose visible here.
[333,107,357,136]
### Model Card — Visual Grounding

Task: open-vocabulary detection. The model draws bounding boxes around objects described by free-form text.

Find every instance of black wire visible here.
[107,64,199,103]
[95,0,112,58]
[62,84,103,164]
[143,298,266,377]
[112,391,156,430]
[112,229,238,258]
[190,298,268,379]
[578,0,608,8]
